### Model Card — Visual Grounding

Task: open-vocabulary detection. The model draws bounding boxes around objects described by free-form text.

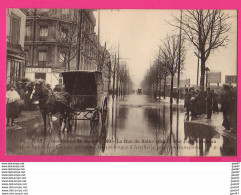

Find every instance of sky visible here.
[94,10,237,88]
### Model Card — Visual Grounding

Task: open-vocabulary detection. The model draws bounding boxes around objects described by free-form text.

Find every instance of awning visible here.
[7,53,25,62]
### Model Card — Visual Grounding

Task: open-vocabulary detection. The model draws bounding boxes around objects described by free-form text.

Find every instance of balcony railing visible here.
[39,36,48,41]
[25,36,32,41]
[38,61,47,67]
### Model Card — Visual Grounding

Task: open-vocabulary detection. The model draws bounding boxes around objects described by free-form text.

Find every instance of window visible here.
[40,26,48,41]
[59,53,66,67]
[26,26,31,36]
[10,15,20,44]
[38,51,47,66]
[35,73,46,80]
[25,26,31,41]
[25,51,29,66]
[61,28,68,39]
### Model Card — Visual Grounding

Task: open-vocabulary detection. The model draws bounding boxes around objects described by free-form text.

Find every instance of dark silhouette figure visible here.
[211,90,219,113]
[221,84,232,130]
[206,87,213,119]
[184,88,191,120]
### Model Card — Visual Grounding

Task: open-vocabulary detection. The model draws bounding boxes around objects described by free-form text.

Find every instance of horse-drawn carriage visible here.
[31,70,108,134]
[61,71,108,134]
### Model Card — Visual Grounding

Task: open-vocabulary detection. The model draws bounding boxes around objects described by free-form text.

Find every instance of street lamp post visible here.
[205,67,210,89]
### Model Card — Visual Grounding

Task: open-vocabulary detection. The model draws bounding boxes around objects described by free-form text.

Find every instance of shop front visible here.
[6,43,25,86]
[25,67,60,89]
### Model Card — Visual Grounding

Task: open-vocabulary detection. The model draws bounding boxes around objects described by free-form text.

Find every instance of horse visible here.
[30,81,73,133]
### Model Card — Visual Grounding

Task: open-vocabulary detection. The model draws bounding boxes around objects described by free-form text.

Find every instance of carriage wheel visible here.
[101,97,108,125]
[90,110,99,136]
[100,125,107,152]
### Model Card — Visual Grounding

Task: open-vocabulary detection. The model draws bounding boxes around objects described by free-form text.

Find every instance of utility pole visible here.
[112,54,116,97]
[196,50,200,89]
[77,9,82,70]
[158,50,162,99]
[116,43,120,97]
[164,73,166,99]
[177,10,182,104]
[97,10,100,71]
[32,9,37,66]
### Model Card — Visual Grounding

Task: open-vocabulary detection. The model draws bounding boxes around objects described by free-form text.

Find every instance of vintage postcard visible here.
[2,7,239,161]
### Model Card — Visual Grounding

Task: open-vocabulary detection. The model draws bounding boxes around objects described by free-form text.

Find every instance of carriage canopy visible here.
[61,71,103,96]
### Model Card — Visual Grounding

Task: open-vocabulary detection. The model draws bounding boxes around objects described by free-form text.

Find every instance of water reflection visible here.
[6,94,236,156]
[104,95,234,156]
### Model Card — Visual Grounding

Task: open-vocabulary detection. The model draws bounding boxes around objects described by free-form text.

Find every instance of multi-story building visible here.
[6,9,28,86]
[80,10,98,71]
[99,45,112,94]
[24,9,98,88]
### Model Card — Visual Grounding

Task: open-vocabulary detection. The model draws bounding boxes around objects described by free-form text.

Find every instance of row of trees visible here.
[141,10,231,103]
[141,35,185,103]
[111,55,134,97]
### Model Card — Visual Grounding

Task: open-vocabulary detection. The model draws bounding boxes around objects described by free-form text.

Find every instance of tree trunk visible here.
[164,75,166,99]
[116,79,119,96]
[156,81,158,101]
[68,60,70,71]
[170,74,174,104]
[67,49,71,71]
[159,79,162,99]
[107,75,110,97]
[119,81,122,97]
[112,55,116,97]
[200,52,206,89]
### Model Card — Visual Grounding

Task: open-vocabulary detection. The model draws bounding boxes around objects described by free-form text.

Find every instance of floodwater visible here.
[6,94,236,156]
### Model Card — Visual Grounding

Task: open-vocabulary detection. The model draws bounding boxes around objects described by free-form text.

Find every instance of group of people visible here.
[6,81,65,126]
[6,81,35,126]
[184,84,236,130]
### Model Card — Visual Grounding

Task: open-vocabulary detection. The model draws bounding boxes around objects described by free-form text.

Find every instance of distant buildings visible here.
[6,9,28,86]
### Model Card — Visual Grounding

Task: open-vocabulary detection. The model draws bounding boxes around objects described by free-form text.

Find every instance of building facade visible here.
[24,9,98,88]
[6,9,27,86]
[80,10,98,71]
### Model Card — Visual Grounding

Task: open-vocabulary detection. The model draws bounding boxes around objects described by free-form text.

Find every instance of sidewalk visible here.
[159,96,236,140]
[6,110,41,131]
[158,96,185,106]
[185,112,236,140]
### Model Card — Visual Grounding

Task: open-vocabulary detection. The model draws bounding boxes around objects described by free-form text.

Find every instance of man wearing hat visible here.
[16,81,25,99]
[221,84,232,130]
[206,87,213,119]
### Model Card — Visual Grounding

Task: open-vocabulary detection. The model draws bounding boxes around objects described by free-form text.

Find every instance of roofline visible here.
[61,70,101,73]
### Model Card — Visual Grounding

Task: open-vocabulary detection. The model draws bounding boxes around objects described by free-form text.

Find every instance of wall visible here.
[7,9,26,47]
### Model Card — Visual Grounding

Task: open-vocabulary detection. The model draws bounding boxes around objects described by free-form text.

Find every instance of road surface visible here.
[6,94,236,156]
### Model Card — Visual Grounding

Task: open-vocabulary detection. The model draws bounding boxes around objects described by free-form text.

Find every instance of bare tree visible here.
[54,10,80,71]
[173,10,231,89]
[156,57,169,99]
[159,35,185,103]
[141,61,162,97]
[114,62,133,96]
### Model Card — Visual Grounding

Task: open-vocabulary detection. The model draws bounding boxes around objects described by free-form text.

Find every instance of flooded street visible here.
[6,94,236,156]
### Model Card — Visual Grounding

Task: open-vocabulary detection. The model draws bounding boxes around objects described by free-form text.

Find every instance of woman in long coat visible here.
[6,85,20,126]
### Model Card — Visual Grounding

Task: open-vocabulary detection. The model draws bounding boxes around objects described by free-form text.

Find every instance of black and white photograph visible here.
[6,9,237,156]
